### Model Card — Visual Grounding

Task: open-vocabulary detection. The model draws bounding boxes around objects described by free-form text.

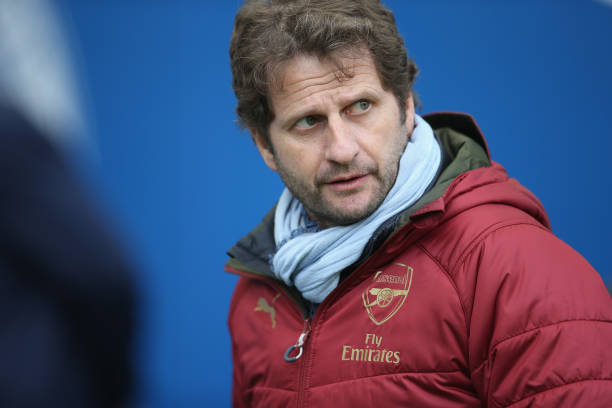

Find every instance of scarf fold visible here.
[272,115,441,303]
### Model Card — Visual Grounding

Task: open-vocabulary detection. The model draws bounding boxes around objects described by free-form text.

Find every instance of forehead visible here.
[269,51,385,115]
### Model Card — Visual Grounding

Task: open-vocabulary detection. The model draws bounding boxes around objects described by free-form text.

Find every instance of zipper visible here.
[294,319,311,407]
[283,318,311,362]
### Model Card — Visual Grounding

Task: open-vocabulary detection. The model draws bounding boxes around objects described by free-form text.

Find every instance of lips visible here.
[325,174,369,192]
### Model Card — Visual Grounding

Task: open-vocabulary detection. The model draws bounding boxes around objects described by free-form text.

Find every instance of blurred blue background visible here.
[52,0,612,406]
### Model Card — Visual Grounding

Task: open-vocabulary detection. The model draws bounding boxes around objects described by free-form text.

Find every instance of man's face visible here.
[253,51,414,228]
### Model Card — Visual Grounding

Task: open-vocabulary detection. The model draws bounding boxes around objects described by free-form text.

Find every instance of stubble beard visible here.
[274,150,403,229]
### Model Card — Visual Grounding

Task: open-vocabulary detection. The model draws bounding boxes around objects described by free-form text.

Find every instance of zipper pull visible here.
[284,319,311,363]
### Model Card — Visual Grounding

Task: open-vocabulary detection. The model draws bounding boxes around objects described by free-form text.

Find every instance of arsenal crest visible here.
[362,263,413,326]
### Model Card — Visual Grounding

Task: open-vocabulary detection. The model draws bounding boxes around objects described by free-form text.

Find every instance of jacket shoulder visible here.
[417,202,612,406]
[418,201,547,275]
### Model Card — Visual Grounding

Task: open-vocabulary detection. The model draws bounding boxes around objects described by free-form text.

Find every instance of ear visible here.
[404,91,415,129]
[250,129,278,172]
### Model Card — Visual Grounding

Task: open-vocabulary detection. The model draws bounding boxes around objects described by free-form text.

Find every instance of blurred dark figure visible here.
[0,101,136,407]
[0,0,137,405]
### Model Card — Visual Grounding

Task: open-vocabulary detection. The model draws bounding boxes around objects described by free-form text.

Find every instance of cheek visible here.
[276,144,321,178]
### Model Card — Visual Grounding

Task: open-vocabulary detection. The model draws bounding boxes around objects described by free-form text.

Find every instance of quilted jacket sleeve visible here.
[232,343,248,408]
[229,277,249,408]
[462,223,612,407]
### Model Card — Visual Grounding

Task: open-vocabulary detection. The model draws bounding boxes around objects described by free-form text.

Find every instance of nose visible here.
[324,116,359,164]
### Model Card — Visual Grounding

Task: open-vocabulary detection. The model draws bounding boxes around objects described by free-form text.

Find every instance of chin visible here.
[319,203,380,227]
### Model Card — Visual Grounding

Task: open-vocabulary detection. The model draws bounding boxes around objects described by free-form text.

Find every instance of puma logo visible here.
[254,293,280,328]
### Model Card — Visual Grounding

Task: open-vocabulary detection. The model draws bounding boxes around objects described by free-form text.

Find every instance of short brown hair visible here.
[230,0,418,141]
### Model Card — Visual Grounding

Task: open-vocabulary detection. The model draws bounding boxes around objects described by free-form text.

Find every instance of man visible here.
[225,0,612,406]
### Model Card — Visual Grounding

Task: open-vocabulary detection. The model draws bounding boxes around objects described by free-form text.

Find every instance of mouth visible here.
[325,174,369,192]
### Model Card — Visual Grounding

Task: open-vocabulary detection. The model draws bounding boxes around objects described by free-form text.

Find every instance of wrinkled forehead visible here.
[268,46,373,95]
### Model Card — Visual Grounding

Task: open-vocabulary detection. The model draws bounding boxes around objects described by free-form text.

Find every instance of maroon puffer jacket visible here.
[226,113,612,407]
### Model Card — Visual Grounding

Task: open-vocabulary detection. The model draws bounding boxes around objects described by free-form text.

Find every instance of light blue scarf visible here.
[272,115,441,303]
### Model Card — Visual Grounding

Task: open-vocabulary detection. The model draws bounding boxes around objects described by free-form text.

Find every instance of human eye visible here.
[346,99,371,115]
[294,115,319,130]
